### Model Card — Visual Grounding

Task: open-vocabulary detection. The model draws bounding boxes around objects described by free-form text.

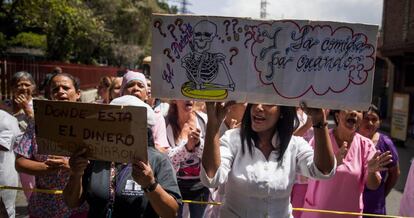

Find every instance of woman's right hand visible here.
[68,147,89,177]
[335,142,348,165]
[14,94,34,118]
[206,101,236,128]
[186,127,201,152]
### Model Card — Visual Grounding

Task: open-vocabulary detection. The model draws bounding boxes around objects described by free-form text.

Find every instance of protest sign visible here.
[151,14,378,110]
[34,100,148,163]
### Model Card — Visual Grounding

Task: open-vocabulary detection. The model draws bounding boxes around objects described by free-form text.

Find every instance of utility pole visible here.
[170,0,192,14]
[260,0,268,19]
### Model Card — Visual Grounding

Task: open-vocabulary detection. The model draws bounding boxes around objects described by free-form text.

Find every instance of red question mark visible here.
[168,24,177,41]
[175,18,184,33]
[154,20,166,37]
[229,47,239,65]
[163,48,175,63]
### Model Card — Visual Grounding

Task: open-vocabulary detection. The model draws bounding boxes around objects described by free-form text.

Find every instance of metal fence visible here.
[0,58,121,100]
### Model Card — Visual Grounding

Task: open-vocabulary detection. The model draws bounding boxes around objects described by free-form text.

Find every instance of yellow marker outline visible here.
[181,81,228,100]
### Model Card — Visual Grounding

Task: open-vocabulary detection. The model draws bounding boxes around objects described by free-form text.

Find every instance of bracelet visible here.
[143,180,158,193]
[312,121,328,129]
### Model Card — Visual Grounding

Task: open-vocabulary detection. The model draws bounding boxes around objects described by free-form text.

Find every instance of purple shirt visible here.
[363,133,399,215]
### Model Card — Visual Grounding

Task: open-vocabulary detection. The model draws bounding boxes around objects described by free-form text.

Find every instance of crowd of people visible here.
[0,68,413,218]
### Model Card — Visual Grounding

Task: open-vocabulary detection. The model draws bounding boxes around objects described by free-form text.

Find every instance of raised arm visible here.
[202,102,234,178]
[301,104,335,174]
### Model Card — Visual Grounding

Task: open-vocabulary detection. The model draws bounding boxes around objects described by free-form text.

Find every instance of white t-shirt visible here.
[0,110,20,187]
[200,128,335,218]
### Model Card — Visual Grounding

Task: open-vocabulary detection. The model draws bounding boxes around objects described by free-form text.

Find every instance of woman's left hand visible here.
[368,151,393,173]
[132,158,155,188]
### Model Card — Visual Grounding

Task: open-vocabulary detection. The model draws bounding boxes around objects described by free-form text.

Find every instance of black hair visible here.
[49,73,81,91]
[364,104,381,118]
[240,104,298,162]
[166,102,180,140]
[332,110,340,126]
[147,128,155,148]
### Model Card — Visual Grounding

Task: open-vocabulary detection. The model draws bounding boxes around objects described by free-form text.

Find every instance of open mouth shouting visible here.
[344,116,358,130]
[184,101,194,111]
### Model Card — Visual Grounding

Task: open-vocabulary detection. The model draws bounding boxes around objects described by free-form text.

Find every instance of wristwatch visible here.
[312,121,328,129]
[143,180,158,193]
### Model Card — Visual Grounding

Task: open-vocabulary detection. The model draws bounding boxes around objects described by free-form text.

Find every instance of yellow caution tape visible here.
[293,208,410,218]
[1,185,412,218]
[182,200,222,206]
[0,185,63,195]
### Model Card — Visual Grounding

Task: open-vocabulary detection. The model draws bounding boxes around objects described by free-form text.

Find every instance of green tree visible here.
[0,0,177,66]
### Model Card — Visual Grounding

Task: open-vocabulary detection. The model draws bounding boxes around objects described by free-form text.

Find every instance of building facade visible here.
[381,0,414,137]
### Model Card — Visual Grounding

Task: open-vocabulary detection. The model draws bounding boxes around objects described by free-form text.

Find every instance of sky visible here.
[169,0,383,26]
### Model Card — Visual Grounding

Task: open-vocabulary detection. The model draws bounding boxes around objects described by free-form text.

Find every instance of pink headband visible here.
[120,70,147,95]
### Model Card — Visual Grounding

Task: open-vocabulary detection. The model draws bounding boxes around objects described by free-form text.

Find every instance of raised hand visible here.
[132,158,155,188]
[299,102,327,124]
[206,101,236,128]
[186,127,201,152]
[368,151,393,173]
[335,141,348,165]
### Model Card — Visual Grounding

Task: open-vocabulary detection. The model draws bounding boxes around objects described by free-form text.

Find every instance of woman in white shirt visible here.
[201,103,336,218]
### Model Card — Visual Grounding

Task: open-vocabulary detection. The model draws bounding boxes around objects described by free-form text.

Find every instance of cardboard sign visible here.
[151,14,378,110]
[391,93,410,141]
[34,100,148,163]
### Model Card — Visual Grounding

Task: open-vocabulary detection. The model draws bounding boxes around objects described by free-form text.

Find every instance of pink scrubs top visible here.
[303,130,377,218]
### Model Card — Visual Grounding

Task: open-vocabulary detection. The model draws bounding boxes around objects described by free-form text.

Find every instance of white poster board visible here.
[151,14,378,110]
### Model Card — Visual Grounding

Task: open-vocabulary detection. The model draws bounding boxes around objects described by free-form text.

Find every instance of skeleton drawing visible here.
[181,20,235,100]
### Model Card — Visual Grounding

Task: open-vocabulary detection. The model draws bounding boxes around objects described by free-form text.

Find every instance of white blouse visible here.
[200,128,336,218]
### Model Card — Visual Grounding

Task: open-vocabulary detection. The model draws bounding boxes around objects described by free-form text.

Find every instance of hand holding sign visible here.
[132,157,156,189]
[68,148,90,177]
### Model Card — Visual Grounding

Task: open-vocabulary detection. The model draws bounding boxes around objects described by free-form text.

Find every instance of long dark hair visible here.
[240,104,298,162]
[166,102,180,140]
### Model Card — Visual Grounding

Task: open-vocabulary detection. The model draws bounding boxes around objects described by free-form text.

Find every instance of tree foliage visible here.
[9,32,46,49]
[0,0,175,66]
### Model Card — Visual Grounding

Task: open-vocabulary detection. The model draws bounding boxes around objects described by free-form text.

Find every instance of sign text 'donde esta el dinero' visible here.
[34,100,148,163]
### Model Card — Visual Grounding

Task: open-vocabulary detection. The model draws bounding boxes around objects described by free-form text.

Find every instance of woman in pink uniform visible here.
[303,109,393,218]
